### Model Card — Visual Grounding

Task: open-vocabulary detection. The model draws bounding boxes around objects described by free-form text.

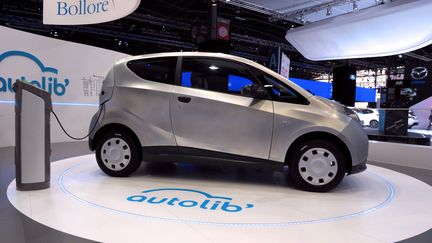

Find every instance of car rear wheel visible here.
[369,119,379,128]
[288,140,346,192]
[96,131,142,177]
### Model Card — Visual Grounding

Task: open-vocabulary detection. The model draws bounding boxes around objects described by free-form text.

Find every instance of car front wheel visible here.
[95,131,142,177]
[288,140,346,192]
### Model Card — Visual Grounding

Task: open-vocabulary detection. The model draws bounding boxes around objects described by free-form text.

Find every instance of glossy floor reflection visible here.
[7,154,432,243]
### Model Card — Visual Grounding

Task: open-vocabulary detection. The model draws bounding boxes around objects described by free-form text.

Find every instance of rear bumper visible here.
[88,111,99,151]
[350,161,367,174]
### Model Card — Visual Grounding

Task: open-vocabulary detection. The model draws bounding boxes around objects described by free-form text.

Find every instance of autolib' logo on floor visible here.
[0,50,69,96]
[127,188,254,213]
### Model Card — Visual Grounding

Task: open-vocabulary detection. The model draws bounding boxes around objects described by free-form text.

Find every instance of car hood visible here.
[314,96,346,113]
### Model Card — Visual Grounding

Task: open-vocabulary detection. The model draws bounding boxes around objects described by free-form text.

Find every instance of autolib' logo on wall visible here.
[0,50,70,96]
[127,188,254,213]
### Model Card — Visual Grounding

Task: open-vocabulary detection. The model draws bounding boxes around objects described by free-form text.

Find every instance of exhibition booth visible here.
[1,0,432,242]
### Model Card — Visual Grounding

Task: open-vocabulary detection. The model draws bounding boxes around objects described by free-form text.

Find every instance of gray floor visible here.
[0,142,93,243]
[0,141,431,243]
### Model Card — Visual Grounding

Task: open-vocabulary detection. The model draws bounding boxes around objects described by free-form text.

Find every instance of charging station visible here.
[14,81,52,191]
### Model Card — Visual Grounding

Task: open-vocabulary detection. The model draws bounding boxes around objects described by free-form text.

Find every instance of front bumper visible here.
[350,161,367,174]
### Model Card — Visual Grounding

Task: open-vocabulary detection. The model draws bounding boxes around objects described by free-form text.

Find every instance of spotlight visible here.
[300,15,305,24]
[326,6,332,16]
[353,1,359,11]
[50,29,59,37]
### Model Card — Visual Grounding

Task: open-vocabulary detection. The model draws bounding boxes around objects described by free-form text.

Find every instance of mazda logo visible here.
[411,67,428,80]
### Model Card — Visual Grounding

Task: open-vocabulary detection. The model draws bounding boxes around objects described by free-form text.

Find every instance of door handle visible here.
[177,96,192,103]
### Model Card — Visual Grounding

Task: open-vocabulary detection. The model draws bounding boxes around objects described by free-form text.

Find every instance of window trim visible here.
[175,56,182,85]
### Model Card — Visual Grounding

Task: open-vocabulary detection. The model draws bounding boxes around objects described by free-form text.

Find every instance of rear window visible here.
[127,57,177,85]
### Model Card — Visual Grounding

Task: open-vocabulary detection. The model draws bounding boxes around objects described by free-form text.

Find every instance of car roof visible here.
[117,52,265,71]
[116,52,314,99]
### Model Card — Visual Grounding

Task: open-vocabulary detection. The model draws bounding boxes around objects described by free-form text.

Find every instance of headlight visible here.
[314,96,361,123]
[348,113,361,122]
[343,106,361,122]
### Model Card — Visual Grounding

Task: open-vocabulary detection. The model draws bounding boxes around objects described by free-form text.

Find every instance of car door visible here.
[169,57,273,160]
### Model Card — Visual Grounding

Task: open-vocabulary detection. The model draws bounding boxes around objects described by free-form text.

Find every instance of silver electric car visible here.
[88,52,368,192]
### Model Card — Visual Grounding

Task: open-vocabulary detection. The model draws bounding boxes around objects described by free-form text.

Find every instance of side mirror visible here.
[278,90,296,98]
[241,84,268,99]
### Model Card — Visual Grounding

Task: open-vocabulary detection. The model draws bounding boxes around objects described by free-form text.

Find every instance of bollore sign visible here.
[43,0,141,25]
[57,1,110,16]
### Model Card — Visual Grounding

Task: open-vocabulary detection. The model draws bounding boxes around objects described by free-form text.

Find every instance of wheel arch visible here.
[285,131,353,174]
[90,123,141,151]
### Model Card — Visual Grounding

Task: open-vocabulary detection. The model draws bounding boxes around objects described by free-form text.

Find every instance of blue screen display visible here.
[290,78,332,99]
[181,72,192,87]
[227,75,253,91]
[289,77,376,102]
[355,87,376,102]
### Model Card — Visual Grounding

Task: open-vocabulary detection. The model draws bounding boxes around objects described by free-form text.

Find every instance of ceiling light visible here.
[285,0,432,61]
[209,65,219,70]
[300,15,305,24]
[326,6,332,16]
[353,1,359,11]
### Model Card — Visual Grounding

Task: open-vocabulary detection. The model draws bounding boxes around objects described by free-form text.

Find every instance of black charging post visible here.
[14,80,52,190]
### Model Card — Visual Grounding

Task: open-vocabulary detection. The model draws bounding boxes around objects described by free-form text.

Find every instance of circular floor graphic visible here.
[7,154,432,243]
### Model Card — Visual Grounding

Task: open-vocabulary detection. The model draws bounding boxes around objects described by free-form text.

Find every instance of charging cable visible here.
[51,102,105,140]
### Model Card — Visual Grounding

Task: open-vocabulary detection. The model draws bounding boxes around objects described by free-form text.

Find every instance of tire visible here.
[288,140,346,192]
[369,120,379,128]
[95,131,142,177]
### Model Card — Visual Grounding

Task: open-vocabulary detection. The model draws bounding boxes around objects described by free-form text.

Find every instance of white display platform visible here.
[7,154,432,243]
[369,140,432,170]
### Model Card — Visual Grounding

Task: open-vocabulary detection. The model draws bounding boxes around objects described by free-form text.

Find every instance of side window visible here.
[181,57,258,96]
[251,67,309,105]
[263,74,298,98]
[127,57,177,85]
